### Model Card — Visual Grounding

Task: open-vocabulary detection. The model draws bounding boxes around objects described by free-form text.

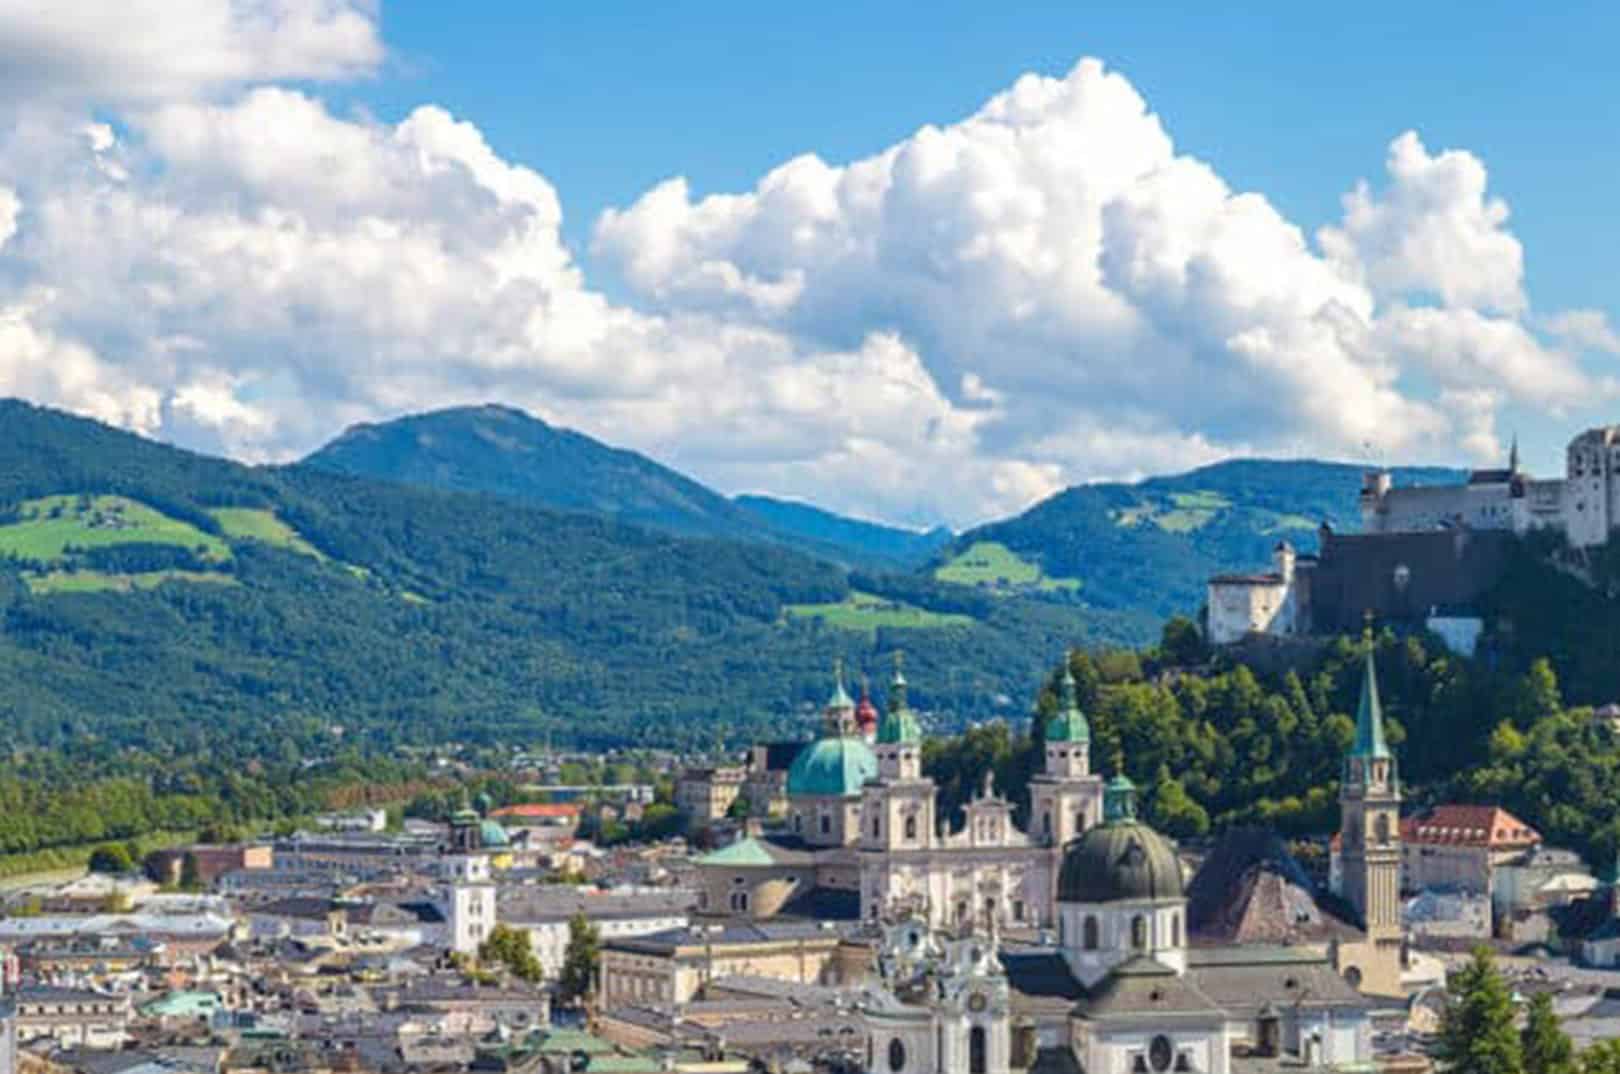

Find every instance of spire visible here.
[1044,659,1090,744]
[1351,646,1391,761]
[827,658,854,711]
[889,652,908,713]
[1510,433,1521,473]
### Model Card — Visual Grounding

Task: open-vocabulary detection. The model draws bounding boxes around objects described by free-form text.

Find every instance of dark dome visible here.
[1058,821,1184,904]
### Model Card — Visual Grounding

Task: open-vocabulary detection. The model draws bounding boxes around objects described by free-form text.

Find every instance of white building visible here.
[1206,542,1301,646]
[499,888,690,980]
[1361,428,1620,549]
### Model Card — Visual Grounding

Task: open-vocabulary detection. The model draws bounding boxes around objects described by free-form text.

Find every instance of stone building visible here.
[674,765,746,830]
[693,659,1095,933]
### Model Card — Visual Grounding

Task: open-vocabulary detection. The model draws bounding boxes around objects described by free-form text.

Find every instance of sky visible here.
[0,1,1616,529]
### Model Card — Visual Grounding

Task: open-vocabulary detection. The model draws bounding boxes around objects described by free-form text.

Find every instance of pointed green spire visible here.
[1351,647,1391,761]
[1044,661,1090,744]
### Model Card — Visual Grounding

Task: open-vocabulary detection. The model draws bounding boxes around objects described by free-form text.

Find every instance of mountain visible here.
[734,494,952,571]
[304,405,947,570]
[935,459,1468,619]
[0,399,1145,758]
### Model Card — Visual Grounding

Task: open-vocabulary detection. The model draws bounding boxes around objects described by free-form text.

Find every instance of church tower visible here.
[862,655,935,856]
[1028,662,1105,847]
[1334,643,1406,996]
[1339,646,1401,937]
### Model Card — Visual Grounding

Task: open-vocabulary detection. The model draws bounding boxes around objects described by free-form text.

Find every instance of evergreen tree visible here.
[1436,947,1524,1074]
[1521,993,1573,1074]
[87,843,134,874]
[558,911,600,1004]
[1581,1041,1620,1074]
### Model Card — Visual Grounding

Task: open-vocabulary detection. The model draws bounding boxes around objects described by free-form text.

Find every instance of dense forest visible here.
[0,399,1144,763]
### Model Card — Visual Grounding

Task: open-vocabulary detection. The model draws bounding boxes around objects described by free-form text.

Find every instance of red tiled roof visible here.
[490,803,583,820]
[1401,805,1539,848]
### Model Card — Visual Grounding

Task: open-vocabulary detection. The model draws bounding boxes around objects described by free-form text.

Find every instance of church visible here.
[848,647,1408,1074]
[694,658,1105,932]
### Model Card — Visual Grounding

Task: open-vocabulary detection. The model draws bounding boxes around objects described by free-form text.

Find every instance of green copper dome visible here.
[479,820,511,848]
[786,736,878,797]
[1057,819,1183,905]
[1045,665,1090,744]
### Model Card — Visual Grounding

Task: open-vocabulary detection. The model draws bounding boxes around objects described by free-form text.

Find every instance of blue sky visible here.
[0,1,1616,525]
[354,1,1618,316]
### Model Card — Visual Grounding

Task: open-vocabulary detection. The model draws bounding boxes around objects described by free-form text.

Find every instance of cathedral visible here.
[695,658,1104,931]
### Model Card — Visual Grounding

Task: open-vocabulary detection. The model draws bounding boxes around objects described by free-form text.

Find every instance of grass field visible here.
[784,590,974,631]
[209,507,323,559]
[0,495,231,562]
[934,541,1080,593]
[24,569,238,595]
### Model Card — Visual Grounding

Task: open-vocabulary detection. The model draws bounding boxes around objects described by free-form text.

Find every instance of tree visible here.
[477,923,542,983]
[178,851,203,892]
[1582,1041,1620,1074]
[1436,947,1524,1074]
[558,911,599,1004]
[87,842,135,874]
[1149,770,1210,838]
[1521,993,1573,1074]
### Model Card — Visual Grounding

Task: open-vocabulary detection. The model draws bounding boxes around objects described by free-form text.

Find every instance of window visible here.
[1131,914,1147,949]
[888,1037,907,1072]
[905,816,917,840]
[1170,912,1181,947]
[1013,899,1025,922]
[970,1026,988,1074]
[1149,1035,1174,1073]
[820,814,831,835]
[1083,915,1099,950]
[793,813,802,833]
[1042,811,1052,837]
[872,817,880,838]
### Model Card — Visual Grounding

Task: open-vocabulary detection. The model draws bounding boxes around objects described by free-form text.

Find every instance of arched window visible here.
[872,816,880,838]
[1075,810,1086,834]
[1171,912,1181,947]
[1374,814,1392,844]
[819,814,831,836]
[1083,915,1099,951]
[1131,914,1147,949]
[730,891,749,913]
[970,1026,987,1074]
[1149,1035,1174,1073]
[1042,811,1052,838]
[888,1037,907,1073]
[793,813,802,833]
[904,815,917,840]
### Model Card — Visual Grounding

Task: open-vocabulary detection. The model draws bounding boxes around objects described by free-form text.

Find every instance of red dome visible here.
[855,684,879,736]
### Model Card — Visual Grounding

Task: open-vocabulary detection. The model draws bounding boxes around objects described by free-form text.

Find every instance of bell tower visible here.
[1339,644,1402,940]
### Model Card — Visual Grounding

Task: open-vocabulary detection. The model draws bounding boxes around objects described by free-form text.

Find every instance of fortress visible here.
[1359,427,1620,547]
[1209,426,1620,648]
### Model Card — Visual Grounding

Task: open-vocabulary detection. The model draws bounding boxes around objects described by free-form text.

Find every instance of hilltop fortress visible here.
[1208,426,1620,648]
[1360,427,1620,547]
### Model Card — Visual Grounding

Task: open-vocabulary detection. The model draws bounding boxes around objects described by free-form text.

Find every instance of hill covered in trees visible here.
[304,404,949,571]
[0,399,1153,763]
[938,459,1465,617]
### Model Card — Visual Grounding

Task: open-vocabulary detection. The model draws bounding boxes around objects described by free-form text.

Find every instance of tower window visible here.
[872,817,880,838]
[1171,912,1180,946]
[1132,914,1148,949]
[905,816,917,840]
[1083,915,1099,950]
[820,814,831,835]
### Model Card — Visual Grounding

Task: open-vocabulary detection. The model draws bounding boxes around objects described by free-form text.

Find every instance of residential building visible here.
[12,987,131,1050]
[498,888,691,979]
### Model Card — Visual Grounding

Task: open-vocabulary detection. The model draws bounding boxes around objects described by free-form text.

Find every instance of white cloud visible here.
[1319,131,1525,314]
[0,35,1608,525]
[0,0,383,105]
[1545,309,1620,356]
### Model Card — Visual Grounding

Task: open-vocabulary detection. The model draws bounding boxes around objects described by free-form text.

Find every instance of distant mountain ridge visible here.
[305,405,949,571]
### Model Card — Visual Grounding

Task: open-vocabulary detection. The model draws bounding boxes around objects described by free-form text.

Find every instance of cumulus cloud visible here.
[0,29,1610,525]
[0,0,383,105]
